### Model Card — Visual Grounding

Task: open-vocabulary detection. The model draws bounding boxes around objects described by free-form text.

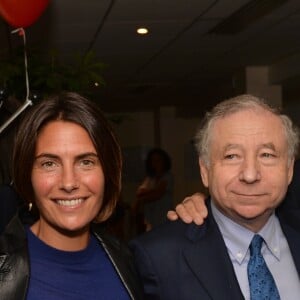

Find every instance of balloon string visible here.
[11,27,31,101]
[0,98,32,133]
[0,28,32,134]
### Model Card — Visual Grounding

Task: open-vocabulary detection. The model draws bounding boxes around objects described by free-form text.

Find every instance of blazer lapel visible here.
[287,232,300,275]
[92,227,144,300]
[183,219,244,300]
[278,211,300,275]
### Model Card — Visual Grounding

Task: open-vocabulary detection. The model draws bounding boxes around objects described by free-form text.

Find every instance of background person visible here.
[134,147,173,232]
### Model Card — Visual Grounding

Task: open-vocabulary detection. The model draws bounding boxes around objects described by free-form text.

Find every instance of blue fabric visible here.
[247,235,280,300]
[26,227,130,300]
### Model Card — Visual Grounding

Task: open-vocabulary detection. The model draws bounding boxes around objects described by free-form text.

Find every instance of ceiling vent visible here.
[209,0,289,35]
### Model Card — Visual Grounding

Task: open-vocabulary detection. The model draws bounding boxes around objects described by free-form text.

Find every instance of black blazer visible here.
[130,201,300,300]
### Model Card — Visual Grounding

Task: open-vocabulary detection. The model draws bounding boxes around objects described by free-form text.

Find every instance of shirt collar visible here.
[211,201,281,264]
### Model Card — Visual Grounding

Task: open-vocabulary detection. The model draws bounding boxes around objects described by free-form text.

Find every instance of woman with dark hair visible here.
[135,148,173,231]
[0,92,143,299]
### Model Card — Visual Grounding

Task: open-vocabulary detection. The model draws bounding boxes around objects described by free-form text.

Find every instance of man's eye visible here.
[224,154,237,160]
[261,153,275,158]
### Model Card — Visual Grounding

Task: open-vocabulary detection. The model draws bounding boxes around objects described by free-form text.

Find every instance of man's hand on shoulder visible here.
[167,193,208,225]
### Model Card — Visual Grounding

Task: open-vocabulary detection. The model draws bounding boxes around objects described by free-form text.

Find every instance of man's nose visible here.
[239,157,261,183]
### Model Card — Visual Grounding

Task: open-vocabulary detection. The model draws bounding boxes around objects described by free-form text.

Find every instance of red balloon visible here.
[0,0,50,28]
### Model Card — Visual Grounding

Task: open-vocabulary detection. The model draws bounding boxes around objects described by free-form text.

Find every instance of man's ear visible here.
[199,158,209,188]
[288,158,295,185]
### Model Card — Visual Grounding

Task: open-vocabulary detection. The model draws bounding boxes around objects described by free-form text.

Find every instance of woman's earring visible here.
[29,202,33,212]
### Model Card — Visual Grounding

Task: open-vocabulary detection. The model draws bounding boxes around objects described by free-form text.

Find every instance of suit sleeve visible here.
[129,239,163,300]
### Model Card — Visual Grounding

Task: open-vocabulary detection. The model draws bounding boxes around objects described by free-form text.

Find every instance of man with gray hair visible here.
[130,94,300,299]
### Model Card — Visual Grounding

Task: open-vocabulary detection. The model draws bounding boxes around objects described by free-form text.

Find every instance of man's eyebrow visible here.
[222,144,241,151]
[222,143,276,151]
[260,143,276,151]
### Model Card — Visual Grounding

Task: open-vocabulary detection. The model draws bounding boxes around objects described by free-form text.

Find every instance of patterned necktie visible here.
[247,234,280,300]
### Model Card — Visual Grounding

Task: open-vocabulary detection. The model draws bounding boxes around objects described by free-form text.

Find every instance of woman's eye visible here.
[41,161,56,168]
[81,159,95,167]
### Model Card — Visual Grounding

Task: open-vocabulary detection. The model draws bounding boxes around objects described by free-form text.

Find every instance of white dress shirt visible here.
[211,201,300,300]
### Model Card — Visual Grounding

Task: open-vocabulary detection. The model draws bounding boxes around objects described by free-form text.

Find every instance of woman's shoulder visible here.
[0,215,27,251]
[91,223,132,256]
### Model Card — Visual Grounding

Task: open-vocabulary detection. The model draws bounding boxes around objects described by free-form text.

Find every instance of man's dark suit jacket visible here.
[280,159,300,211]
[130,200,300,300]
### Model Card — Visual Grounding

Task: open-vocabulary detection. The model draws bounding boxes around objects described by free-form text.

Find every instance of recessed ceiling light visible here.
[137,27,148,35]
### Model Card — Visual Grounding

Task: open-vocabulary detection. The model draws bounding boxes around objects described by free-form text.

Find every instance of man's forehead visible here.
[209,109,288,146]
[212,108,283,129]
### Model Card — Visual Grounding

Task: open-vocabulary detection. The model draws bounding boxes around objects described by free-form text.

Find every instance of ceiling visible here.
[1,0,300,115]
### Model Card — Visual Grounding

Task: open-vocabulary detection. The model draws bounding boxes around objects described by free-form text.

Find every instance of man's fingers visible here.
[167,193,208,225]
[166,210,179,221]
[166,204,194,223]
[178,194,207,225]
[175,204,194,223]
[192,193,208,218]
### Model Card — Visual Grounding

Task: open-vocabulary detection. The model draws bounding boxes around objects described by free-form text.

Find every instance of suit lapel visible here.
[279,211,300,275]
[183,218,244,300]
[287,232,300,275]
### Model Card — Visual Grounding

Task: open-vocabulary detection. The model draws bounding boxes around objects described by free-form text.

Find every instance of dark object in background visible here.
[0,184,22,233]
[0,184,36,233]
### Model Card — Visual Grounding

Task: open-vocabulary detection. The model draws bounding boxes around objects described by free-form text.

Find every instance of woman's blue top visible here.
[26,226,130,299]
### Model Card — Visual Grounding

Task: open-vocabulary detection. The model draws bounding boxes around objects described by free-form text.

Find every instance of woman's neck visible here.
[30,220,90,251]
